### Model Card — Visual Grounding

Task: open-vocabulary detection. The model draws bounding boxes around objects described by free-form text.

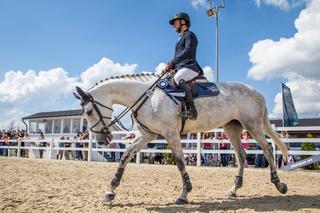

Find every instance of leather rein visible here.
[83,71,168,135]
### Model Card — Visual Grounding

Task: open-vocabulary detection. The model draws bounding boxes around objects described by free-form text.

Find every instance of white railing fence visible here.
[0,127,319,167]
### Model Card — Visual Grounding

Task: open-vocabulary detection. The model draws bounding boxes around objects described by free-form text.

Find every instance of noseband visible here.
[82,94,113,135]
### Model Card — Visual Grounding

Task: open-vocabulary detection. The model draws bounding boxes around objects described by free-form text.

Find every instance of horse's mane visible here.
[89,72,159,91]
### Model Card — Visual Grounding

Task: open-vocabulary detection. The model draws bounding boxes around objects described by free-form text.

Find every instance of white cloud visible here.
[271,78,320,116]
[248,0,320,116]
[191,0,209,9]
[0,68,76,103]
[203,66,215,82]
[0,57,140,130]
[254,0,307,10]
[254,0,290,10]
[80,57,138,89]
[0,68,77,129]
[154,62,167,75]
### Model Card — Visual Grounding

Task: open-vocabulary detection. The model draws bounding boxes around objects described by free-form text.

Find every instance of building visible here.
[22,109,87,138]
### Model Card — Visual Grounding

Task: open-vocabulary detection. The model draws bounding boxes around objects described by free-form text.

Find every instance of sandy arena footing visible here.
[0,157,319,212]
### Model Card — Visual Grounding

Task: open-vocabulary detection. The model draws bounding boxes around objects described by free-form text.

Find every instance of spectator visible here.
[81,131,89,161]
[64,136,72,160]
[57,136,65,160]
[241,131,250,150]
[37,132,46,159]
[254,144,266,168]
[0,130,4,156]
[75,133,83,160]
[2,132,9,157]
[108,142,119,162]
[254,133,269,168]
[10,130,18,156]
[241,130,251,167]
[220,132,231,167]
[202,133,212,166]
[23,131,30,158]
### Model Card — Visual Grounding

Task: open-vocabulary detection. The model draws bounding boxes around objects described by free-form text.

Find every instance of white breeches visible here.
[174,68,198,84]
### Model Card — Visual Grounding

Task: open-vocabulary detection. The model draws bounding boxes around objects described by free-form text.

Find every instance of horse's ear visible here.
[75,86,89,101]
[73,92,81,100]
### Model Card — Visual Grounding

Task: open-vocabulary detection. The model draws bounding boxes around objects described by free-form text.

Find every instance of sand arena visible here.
[0,157,319,213]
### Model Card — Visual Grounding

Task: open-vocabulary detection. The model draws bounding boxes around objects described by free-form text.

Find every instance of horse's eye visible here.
[86,109,93,116]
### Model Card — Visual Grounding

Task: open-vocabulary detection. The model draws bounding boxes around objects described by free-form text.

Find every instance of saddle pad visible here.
[195,82,220,98]
[157,79,220,103]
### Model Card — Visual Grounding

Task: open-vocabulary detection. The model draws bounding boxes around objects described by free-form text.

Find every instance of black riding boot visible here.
[178,79,198,120]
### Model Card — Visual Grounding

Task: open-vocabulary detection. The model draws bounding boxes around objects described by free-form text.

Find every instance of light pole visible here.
[207,0,225,83]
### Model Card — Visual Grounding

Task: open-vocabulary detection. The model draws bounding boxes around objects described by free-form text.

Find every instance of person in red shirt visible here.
[202,133,212,166]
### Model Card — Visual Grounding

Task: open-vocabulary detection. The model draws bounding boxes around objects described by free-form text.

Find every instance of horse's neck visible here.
[90,79,153,107]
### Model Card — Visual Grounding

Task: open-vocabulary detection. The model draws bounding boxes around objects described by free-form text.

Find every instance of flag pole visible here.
[207,0,225,83]
[281,82,285,127]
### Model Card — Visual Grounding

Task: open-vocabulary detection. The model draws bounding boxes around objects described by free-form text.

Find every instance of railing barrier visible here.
[0,126,319,167]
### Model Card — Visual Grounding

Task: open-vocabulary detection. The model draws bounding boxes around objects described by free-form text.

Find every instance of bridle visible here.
[81,94,113,135]
[80,70,168,136]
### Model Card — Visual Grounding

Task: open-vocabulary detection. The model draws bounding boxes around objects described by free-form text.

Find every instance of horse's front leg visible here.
[166,135,192,205]
[103,132,157,203]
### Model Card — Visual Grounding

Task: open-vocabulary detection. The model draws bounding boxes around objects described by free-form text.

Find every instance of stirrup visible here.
[179,110,197,120]
[188,110,197,120]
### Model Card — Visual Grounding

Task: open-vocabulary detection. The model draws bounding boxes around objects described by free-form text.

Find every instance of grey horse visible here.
[73,73,288,205]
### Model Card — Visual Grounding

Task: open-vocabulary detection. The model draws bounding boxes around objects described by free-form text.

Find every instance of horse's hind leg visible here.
[165,132,192,205]
[103,130,157,203]
[245,124,288,194]
[223,120,246,198]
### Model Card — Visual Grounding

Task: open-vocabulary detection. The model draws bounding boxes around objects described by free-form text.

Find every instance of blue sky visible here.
[0,0,319,129]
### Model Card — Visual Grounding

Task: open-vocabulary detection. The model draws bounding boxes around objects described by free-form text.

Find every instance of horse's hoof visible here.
[102,192,115,203]
[226,190,237,198]
[277,182,288,194]
[175,198,188,205]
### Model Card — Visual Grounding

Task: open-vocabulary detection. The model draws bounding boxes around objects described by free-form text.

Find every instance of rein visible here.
[84,71,169,134]
[107,71,168,131]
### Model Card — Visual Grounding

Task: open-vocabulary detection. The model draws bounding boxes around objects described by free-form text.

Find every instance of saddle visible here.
[157,74,220,104]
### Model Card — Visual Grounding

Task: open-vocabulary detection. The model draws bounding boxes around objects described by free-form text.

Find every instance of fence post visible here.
[271,124,277,166]
[196,132,201,166]
[271,140,276,167]
[49,138,54,159]
[17,139,21,157]
[136,152,141,164]
[88,132,92,162]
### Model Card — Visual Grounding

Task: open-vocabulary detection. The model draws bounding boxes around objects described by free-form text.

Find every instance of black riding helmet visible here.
[169,12,191,27]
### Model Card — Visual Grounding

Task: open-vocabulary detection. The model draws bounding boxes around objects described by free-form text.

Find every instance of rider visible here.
[165,12,203,120]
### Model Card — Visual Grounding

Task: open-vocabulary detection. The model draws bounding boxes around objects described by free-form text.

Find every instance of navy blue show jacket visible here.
[172,30,203,74]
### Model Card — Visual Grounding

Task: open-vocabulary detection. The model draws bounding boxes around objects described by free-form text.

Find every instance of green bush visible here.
[301,143,320,170]
[162,145,175,165]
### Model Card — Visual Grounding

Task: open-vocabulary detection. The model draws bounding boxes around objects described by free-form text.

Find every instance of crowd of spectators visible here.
[0,129,28,157]
[50,131,90,160]
[183,131,285,168]
[0,129,90,160]
[1,129,319,169]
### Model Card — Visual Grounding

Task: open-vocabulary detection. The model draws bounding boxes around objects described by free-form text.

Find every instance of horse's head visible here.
[73,86,113,146]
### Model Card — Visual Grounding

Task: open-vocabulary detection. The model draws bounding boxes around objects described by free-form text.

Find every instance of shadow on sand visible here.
[127,195,320,212]
[105,194,320,213]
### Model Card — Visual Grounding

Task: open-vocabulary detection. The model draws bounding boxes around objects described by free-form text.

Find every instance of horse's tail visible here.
[263,107,288,162]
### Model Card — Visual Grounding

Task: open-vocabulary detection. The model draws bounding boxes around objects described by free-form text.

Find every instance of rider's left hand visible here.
[166,60,175,71]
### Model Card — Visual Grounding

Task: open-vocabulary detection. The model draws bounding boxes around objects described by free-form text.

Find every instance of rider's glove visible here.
[165,60,175,72]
